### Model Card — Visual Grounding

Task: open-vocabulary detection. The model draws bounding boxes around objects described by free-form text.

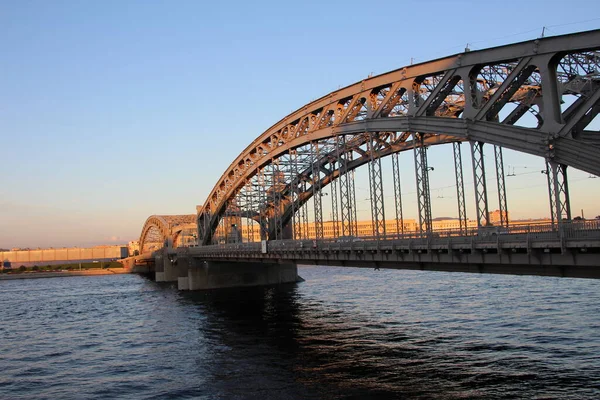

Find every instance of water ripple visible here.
[1,269,599,399]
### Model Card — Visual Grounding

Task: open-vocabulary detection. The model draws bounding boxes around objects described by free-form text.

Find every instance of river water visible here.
[1,266,599,399]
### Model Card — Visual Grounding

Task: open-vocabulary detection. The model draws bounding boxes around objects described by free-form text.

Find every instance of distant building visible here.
[0,245,128,268]
[128,241,140,256]
[489,209,509,225]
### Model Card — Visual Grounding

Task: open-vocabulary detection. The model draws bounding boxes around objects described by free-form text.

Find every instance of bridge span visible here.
[125,30,600,289]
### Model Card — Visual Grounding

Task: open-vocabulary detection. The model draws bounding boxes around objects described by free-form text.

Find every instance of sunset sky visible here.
[2,1,600,248]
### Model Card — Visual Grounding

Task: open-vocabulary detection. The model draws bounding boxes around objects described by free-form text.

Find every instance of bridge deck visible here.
[179,225,600,279]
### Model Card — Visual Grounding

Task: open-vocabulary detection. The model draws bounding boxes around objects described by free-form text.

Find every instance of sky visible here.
[1,0,600,248]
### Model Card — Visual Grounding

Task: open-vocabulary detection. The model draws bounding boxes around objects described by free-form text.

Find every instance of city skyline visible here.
[2,1,600,249]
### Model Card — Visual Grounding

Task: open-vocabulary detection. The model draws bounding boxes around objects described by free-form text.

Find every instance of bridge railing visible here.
[185,220,600,255]
[342,220,600,242]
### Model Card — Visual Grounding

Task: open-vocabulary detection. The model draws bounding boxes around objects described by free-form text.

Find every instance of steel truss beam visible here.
[257,169,268,240]
[368,133,386,238]
[311,141,324,239]
[494,146,509,227]
[289,150,300,239]
[470,141,490,228]
[391,152,404,236]
[196,30,600,246]
[413,133,433,234]
[245,181,254,242]
[545,160,572,228]
[452,142,468,235]
[350,168,358,235]
[301,180,309,238]
[338,135,356,236]
[140,214,196,253]
[272,159,283,240]
[329,160,340,237]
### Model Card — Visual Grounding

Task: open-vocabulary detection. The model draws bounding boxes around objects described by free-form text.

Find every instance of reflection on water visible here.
[1,266,599,399]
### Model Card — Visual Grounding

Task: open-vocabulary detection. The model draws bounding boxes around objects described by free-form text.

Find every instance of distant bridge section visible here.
[139,214,197,253]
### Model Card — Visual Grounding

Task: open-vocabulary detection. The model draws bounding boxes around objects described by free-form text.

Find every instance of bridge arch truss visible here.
[139,215,197,253]
[198,30,600,245]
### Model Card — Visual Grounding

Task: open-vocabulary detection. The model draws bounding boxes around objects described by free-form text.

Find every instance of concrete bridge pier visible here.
[154,249,300,290]
[179,259,299,291]
[154,252,166,282]
[155,249,189,283]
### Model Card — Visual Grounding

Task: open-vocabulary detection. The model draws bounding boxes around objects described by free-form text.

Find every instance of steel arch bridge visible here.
[194,29,600,246]
[139,214,197,253]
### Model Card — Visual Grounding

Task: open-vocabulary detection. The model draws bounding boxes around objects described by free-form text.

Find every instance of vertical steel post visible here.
[453,142,468,235]
[290,150,299,240]
[311,141,324,239]
[257,169,268,241]
[330,160,340,238]
[391,152,404,237]
[218,214,224,244]
[246,183,253,243]
[272,159,282,240]
[494,145,509,227]
[301,180,310,238]
[544,161,557,228]
[351,169,359,235]
[337,135,355,236]
[546,160,572,229]
[470,141,490,228]
[368,133,386,239]
[413,133,433,235]
[556,163,572,222]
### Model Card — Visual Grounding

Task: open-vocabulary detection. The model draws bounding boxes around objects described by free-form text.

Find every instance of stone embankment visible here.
[0,268,130,280]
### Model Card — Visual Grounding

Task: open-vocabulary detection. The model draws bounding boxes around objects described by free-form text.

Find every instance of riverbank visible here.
[0,268,130,280]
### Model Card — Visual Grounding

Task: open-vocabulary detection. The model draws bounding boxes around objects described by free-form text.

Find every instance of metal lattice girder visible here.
[140,214,197,252]
[368,133,386,238]
[289,150,299,239]
[470,141,490,228]
[544,163,558,227]
[329,160,340,237]
[350,168,358,235]
[452,142,468,235]
[545,160,572,227]
[272,159,283,239]
[494,145,509,227]
[245,182,254,242]
[311,141,324,239]
[196,30,600,246]
[337,135,355,236]
[391,152,404,236]
[301,180,309,238]
[413,133,433,234]
[257,169,268,240]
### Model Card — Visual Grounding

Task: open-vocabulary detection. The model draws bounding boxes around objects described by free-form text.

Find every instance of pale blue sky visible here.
[1,1,599,248]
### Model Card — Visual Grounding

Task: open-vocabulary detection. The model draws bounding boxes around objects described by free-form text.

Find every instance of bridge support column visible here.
[154,252,166,282]
[155,249,189,282]
[163,261,190,282]
[545,160,572,229]
[494,145,509,227]
[182,260,299,291]
[391,152,404,237]
[453,142,468,235]
[368,132,386,239]
[338,135,357,237]
[470,141,490,228]
[310,141,324,239]
[413,133,433,235]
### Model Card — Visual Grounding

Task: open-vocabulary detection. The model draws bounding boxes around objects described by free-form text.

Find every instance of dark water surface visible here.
[1,267,599,399]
